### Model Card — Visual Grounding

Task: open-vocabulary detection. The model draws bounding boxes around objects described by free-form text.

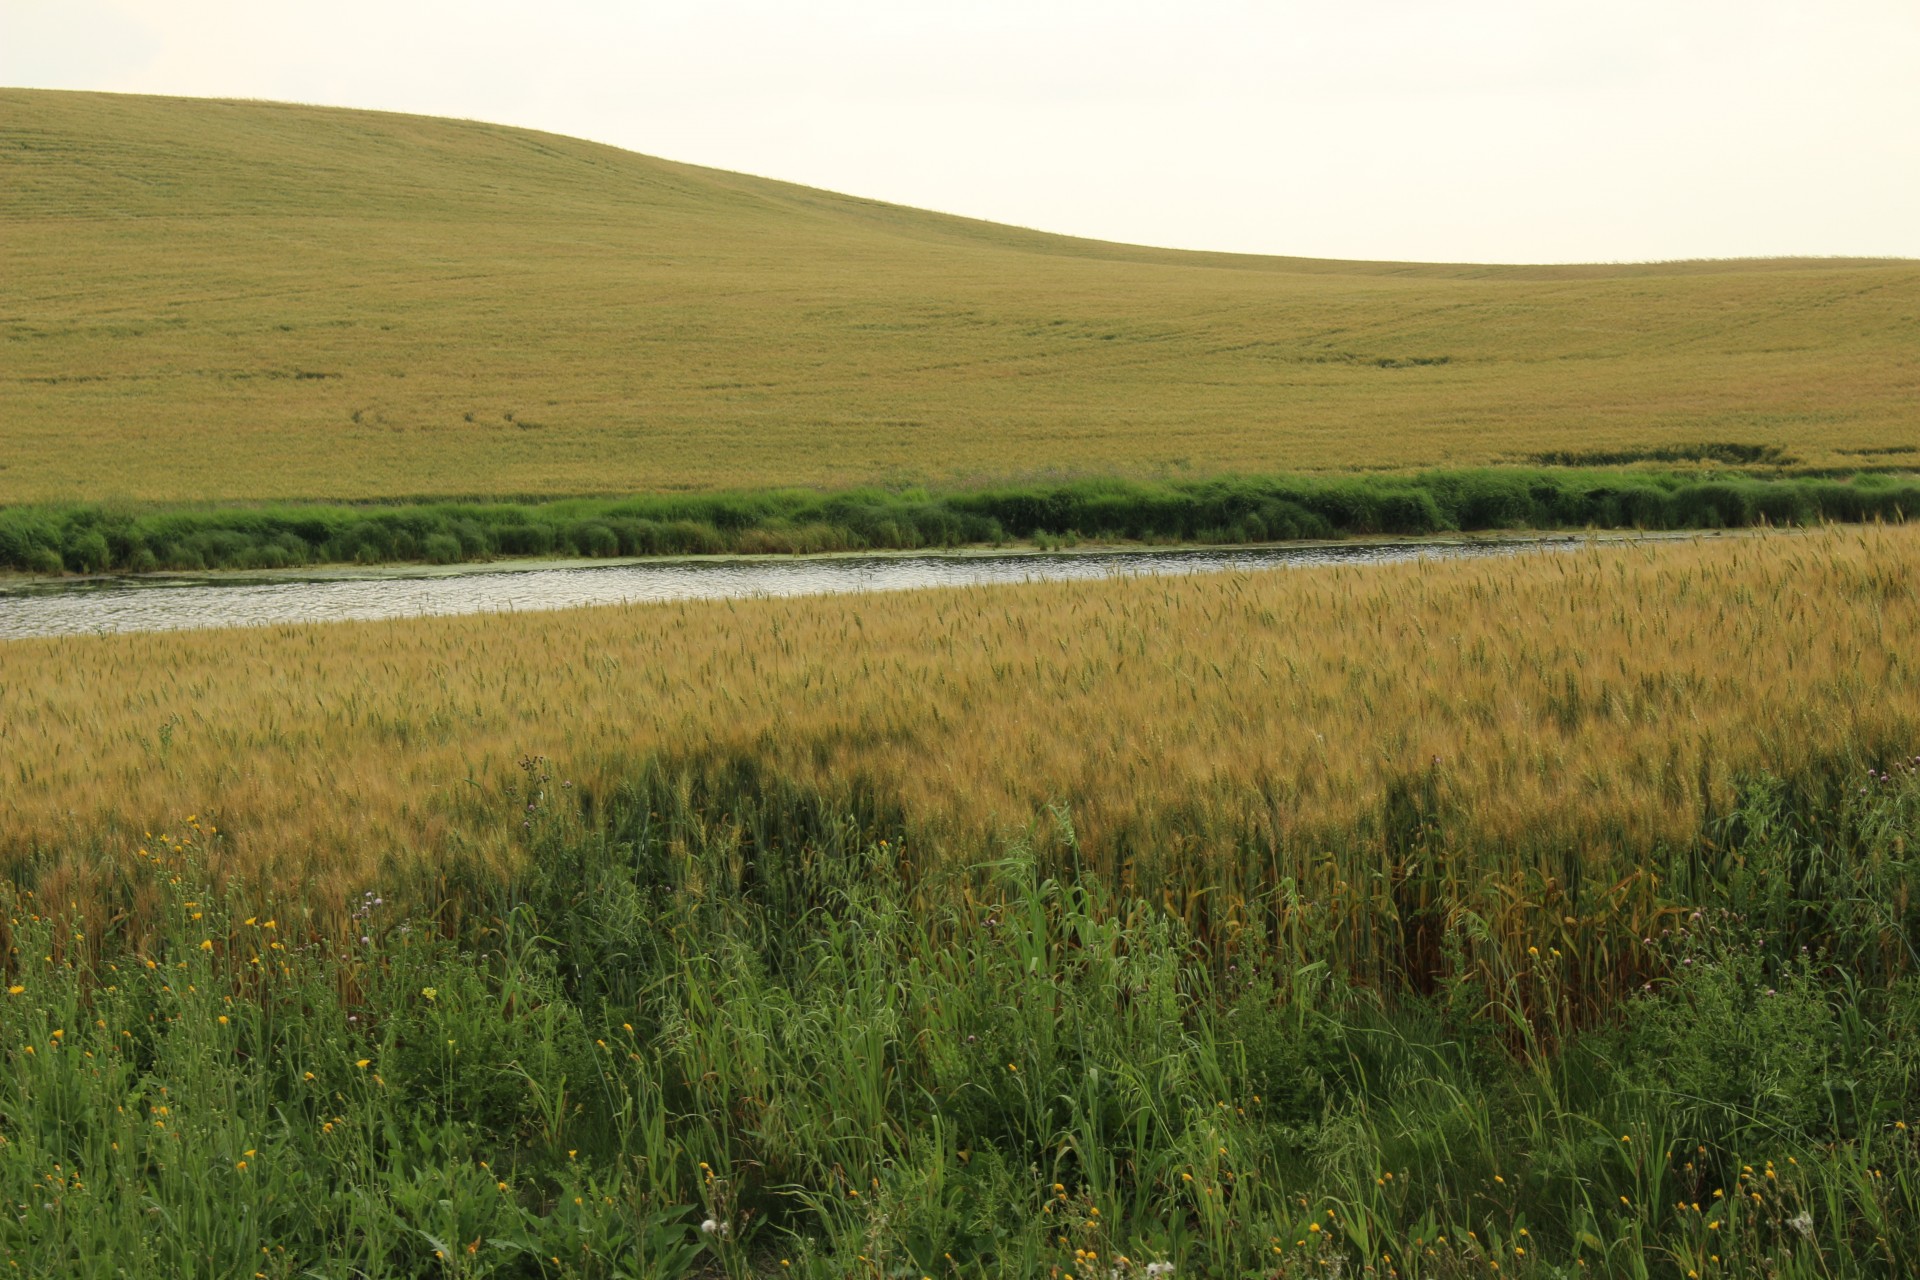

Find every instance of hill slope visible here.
[2,89,1915,503]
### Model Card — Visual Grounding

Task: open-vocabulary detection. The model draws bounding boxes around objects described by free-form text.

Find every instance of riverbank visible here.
[25,525,1771,602]
[0,528,1566,591]
[1,467,1911,578]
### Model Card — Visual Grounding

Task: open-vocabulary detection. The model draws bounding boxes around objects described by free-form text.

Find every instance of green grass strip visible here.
[2,467,1916,575]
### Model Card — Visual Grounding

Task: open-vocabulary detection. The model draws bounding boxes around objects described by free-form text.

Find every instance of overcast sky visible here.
[5,0,1918,263]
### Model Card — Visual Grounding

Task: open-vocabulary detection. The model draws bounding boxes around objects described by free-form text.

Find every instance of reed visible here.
[10,85,1919,1280]
[4,469,1917,575]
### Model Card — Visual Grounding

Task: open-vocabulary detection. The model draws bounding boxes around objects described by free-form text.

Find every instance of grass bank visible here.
[3,467,1916,575]
[5,755,1919,1276]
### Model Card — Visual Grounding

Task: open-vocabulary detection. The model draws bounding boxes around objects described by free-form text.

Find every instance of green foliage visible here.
[1612,936,1872,1143]
[3,467,1915,575]
[4,761,1920,1275]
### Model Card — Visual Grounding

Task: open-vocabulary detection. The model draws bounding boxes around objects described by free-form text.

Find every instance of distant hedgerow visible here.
[1,466,1914,575]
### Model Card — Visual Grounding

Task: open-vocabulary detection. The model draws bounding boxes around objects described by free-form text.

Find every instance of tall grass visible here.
[5,759,1919,1276]
[5,89,1917,506]
[2,469,1917,575]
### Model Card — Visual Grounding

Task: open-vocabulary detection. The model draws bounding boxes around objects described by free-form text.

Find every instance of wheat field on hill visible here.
[2,88,1915,505]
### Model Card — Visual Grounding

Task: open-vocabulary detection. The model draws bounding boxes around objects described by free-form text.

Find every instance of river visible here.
[0,537,1584,639]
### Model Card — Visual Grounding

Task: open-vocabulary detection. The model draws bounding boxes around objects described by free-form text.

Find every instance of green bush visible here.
[61,528,110,574]
[3,466,1914,575]
[568,520,620,557]
[1610,934,1866,1143]
[493,522,554,556]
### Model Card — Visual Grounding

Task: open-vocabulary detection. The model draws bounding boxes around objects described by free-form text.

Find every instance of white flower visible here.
[1144,1264,1176,1278]
[1788,1210,1814,1239]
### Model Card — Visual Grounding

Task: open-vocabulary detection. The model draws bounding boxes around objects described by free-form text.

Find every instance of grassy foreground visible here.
[5,749,1920,1276]
[4,89,1918,507]
[3,469,1918,575]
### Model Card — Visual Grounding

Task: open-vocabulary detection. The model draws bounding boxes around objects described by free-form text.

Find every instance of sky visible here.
[5,0,1918,264]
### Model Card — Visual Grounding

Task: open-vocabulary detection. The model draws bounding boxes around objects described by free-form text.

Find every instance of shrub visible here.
[1610,937,1865,1143]
[568,520,620,557]
[450,519,492,559]
[1672,482,1755,529]
[61,528,111,574]
[493,523,555,557]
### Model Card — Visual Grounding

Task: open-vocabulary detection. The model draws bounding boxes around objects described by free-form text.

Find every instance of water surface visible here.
[0,538,1578,639]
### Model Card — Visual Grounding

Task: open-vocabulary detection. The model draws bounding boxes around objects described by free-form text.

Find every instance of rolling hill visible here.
[2,88,1915,504]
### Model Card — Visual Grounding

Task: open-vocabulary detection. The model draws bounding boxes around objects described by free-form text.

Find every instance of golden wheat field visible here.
[1,525,1913,907]
[3,89,1917,506]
